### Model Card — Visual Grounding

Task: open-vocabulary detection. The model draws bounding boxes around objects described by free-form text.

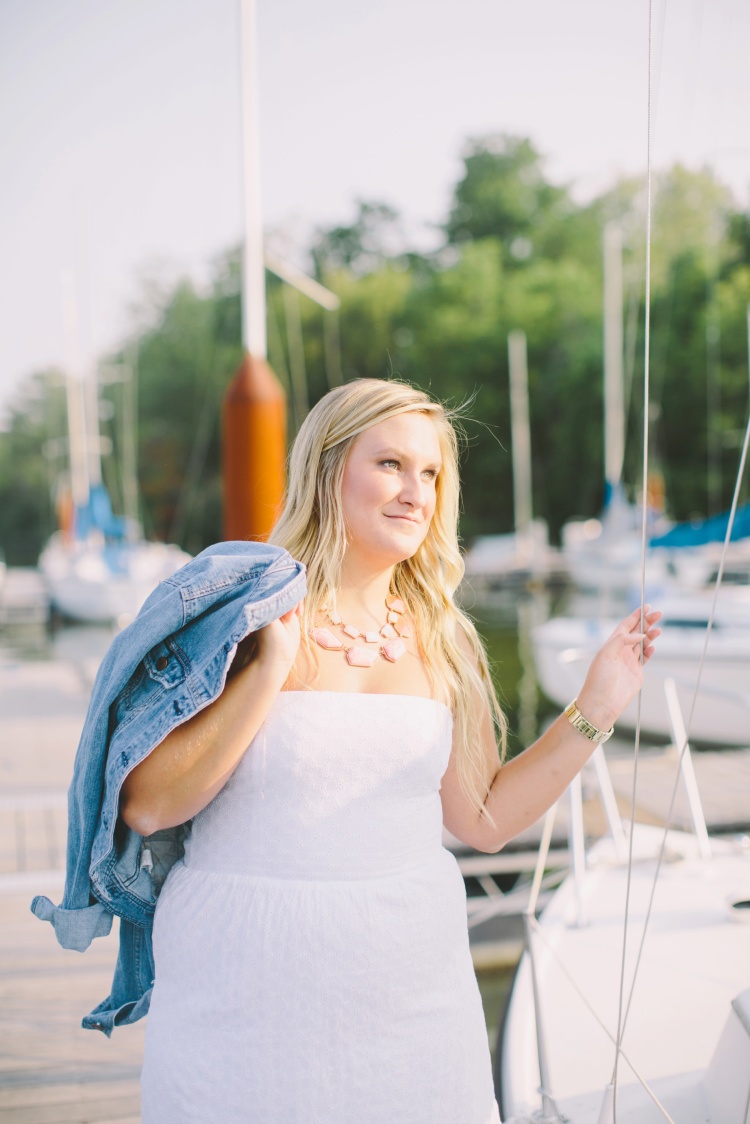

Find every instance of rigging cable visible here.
[618,385,750,1050]
[614,139,750,1088]
[555,393,750,1122]
[528,917,677,1124]
[611,6,750,1111]
[610,0,655,1115]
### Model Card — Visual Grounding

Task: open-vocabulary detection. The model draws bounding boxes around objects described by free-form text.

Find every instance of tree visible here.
[311,200,405,279]
[0,370,65,564]
[3,139,750,563]
[445,135,574,264]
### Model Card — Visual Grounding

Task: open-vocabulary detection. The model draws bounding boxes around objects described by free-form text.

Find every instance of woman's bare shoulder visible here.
[453,614,480,664]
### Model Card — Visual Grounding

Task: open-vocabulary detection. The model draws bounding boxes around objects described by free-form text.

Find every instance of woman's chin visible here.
[346,536,423,568]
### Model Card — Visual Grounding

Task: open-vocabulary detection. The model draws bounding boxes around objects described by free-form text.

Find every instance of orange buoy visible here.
[222,351,286,541]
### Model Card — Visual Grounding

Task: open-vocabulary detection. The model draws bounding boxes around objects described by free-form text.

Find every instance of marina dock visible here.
[0,654,142,1123]
[2,629,750,1121]
[0,570,49,628]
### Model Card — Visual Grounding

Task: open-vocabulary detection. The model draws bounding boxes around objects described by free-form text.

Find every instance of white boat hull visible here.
[532,614,750,745]
[562,515,750,594]
[39,535,191,625]
[499,827,750,1122]
[463,524,567,587]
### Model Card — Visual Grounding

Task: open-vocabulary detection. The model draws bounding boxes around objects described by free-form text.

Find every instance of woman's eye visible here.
[379,460,438,479]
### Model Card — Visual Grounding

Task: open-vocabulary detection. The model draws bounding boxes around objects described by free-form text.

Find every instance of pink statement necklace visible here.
[310,593,411,666]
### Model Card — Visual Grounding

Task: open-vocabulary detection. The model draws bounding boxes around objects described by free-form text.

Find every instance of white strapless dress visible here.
[140,691,501,1124]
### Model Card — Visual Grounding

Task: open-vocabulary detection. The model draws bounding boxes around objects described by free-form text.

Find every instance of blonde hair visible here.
[268,377,507,826]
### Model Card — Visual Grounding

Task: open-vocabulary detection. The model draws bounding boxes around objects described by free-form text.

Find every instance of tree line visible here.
[1,134,749,566]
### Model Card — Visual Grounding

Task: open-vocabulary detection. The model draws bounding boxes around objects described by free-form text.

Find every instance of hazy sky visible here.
[2,0,749,416]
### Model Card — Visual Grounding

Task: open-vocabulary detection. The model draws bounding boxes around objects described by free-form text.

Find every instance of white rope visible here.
[611,2,654,1115]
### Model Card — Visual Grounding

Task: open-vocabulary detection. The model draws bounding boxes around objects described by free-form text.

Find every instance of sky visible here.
[1,0,750,418]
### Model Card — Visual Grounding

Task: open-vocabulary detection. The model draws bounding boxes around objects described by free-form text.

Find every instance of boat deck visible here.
[499,829,750,1122]
[605,736,750,834]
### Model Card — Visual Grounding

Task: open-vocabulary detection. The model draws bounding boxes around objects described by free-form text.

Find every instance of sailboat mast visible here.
[222,0,286,541]
[508,330,533,543]
[603,223,625,496]
[240,0,266,359]
[84,359,102,490]
[61,272,90,511]
[121,342,140,533]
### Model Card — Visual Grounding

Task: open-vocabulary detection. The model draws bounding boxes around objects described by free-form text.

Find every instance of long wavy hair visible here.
[268,378,507,825]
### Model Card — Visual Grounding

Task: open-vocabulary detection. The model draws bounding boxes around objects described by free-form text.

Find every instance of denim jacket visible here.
[31,541,306,1036]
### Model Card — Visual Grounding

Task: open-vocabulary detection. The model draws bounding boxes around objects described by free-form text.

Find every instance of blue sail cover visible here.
[650,503,750,547]
[74,483,128,541]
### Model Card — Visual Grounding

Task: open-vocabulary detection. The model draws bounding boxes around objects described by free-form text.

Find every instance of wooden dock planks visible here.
[1,888,144,1123]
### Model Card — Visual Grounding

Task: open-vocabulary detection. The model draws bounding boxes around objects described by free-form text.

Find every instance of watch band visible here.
[564,698,614,745]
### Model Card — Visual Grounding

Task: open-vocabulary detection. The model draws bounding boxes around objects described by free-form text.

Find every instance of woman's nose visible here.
[399,473,427,506]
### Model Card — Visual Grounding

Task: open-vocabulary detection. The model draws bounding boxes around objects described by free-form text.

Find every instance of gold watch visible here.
[564,699,614,745]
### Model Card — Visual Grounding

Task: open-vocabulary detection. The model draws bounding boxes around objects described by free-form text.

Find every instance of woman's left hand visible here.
[575,605,662,732]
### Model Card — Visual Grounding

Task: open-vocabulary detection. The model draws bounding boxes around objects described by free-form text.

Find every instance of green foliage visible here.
[2,134,749,565]
[0,371,63,564]
[445,135,574,264]
[311,200,404,279]
[133,274,242,551]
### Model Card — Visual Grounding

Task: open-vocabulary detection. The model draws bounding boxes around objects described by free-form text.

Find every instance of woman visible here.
[123,378,660,1123]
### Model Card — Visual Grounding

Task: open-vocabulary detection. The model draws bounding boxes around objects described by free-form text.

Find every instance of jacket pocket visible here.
[111,635,189,730]
[143,635,189,688]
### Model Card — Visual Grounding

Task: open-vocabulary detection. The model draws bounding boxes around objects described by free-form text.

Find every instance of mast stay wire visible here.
[611,4,750,1110]
[528,916,677,1124]
[623,0,704,489]
[520,5,745,1117]
[610,0,656,1114]
[620,0,667,458]
[616,394,750,1055]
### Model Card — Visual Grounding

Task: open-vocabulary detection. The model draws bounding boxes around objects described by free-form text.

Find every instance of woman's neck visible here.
[334,557,396,623]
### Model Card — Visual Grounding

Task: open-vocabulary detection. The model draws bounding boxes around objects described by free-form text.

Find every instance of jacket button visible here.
[155,656,169,671]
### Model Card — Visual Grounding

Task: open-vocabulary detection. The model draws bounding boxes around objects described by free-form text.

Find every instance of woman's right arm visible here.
[119,602,303,836]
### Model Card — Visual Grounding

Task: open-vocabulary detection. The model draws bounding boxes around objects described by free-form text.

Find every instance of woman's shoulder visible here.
[451,613,481,663]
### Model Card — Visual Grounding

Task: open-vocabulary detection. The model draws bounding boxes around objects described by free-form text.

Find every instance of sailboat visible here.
[495,708,750,1122]
[563,228,750,597]
[561,224,675,595]
[497,14,750,1103]
[40,513,190,626]
[497,826,750,1121]
[463,331,566,593]
[534,222,750,745]
[39,282,190,626]
[531,586,750,745]
[649,502,750,588]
